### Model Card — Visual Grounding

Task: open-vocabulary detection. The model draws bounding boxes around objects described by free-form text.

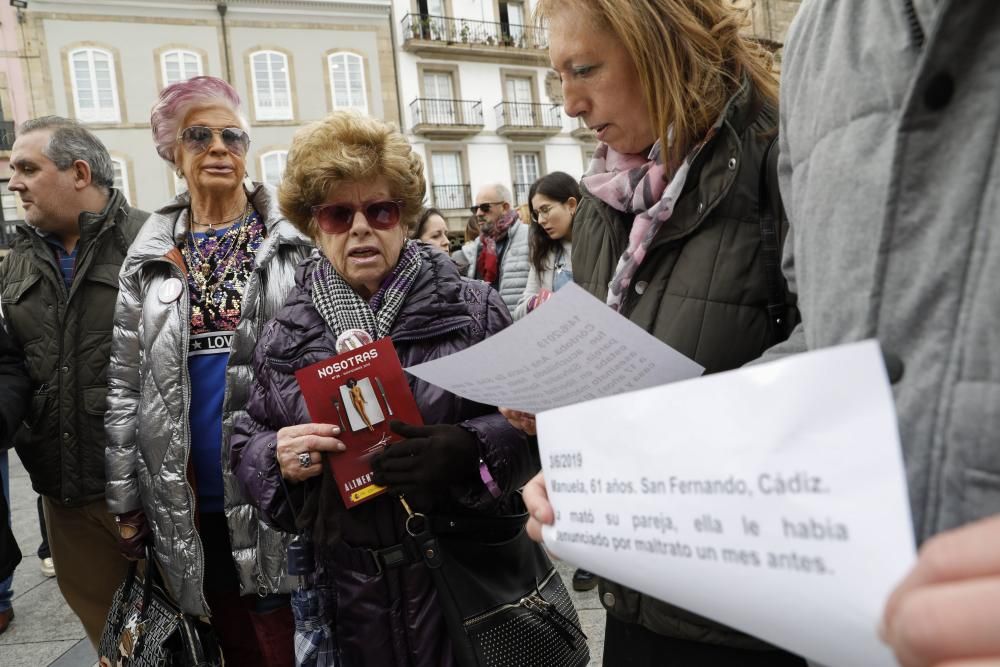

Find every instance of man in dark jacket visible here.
[0,315,29,632]
[0,116,147,645]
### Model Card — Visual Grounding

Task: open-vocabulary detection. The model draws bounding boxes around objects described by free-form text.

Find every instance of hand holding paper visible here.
[880,513,1000,667]
[536,341,916,667]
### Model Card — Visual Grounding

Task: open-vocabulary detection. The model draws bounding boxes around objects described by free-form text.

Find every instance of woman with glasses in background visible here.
[230,112,535,665]
[104,76,312,665]
[513,171,579,321]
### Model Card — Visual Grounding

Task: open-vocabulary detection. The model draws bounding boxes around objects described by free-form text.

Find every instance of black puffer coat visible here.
[0,315,29,445]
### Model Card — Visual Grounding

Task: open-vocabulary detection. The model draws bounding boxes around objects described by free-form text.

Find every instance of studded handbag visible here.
[401,496,590,667]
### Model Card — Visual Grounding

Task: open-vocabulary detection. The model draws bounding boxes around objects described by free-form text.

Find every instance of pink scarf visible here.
[476,208,521,285]
[581,125,719,311]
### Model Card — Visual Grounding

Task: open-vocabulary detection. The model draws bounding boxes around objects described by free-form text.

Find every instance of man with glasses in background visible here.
[0,116,147,641]
[458,182,530,313]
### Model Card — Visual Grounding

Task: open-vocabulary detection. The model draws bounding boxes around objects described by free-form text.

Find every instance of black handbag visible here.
[401,497,590,667]
[97,546,222,667]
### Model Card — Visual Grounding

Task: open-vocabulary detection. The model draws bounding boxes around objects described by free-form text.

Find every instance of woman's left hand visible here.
[371,421,480,494]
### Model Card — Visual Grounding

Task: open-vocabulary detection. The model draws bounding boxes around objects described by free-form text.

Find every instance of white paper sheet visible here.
[537,341,915,667]
[405,283,703,412]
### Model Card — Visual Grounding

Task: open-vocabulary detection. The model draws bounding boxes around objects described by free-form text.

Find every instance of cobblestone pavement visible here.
[0,453,605,665]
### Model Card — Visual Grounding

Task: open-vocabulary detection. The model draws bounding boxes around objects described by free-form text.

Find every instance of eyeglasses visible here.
[176,126,251,156]
[311,200,404,235]
[531,203,559,222]
[470,201,504,215]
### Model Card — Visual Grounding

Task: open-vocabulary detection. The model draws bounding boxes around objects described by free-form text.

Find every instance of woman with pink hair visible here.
[104,75,311,665]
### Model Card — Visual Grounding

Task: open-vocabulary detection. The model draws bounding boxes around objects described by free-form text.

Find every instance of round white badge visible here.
[336,328,374,354]
[158,277,184,304]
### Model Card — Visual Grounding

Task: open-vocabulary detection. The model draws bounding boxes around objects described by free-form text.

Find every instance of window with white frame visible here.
[260,150,288,187]
[328,53,367,114]
[161,49,203,87]
[250,51,292,120]
[421,70,456,124]
[111,158,131,202]
[505,76,534,126]
[505,1,526,42]
[430,152,466,210]
[512,152,540,205]
[69,48,121,123]
[1,186,21,223]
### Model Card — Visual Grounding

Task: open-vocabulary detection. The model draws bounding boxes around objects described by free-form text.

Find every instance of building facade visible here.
[7,0,397,213]
[0,0,805,243]
[392,0,594,227]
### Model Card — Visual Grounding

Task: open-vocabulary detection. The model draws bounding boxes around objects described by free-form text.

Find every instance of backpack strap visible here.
[757,135,791,343]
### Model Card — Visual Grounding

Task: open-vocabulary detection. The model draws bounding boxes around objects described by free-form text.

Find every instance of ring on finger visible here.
[297,452,312,468]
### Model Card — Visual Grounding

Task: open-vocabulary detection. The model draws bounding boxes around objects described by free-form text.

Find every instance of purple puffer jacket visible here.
[231,246,535,666]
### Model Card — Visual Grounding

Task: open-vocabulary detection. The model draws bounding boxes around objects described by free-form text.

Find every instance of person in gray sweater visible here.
[769,1,1000,664]
[459,183,530,313]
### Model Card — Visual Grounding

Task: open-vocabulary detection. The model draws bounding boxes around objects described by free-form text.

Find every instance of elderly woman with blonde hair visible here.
[230,111,537,666]
[104,75,311,665]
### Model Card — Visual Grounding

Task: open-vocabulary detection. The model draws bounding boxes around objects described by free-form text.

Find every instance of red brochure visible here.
[294,337,423,508]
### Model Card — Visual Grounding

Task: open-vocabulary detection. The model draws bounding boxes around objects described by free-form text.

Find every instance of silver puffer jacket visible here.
[105,183,312,616]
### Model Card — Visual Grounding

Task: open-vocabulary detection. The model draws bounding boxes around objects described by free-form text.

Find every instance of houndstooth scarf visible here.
[311,240,423,340]
[581,117,724,311]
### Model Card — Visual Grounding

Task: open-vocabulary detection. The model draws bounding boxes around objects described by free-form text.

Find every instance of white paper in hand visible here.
[537,340,915,667]
[405,282,703,412]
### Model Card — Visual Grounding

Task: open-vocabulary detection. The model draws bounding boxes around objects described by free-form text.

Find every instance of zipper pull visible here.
[523,592,582,648]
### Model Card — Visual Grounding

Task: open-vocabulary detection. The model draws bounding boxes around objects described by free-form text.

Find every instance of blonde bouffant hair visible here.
[536,0,778,166]
[278,111,426,239]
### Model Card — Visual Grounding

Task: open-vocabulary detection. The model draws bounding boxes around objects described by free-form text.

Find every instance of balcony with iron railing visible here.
[401,13,549,65]
[410,98,484,139]
[494,102,563,138]
[431,184,473,212]
[0,120,15,152]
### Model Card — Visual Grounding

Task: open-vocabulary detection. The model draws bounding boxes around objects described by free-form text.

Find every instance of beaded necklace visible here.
[182,202,253,300]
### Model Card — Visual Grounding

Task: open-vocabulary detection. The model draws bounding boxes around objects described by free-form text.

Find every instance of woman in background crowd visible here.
[411,207,451,253]
[514,171,578,320]
[104,76,311,665]
[231,112,535,666]
[510,0,800,664]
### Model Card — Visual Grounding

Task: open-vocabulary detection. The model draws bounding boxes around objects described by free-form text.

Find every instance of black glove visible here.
[371,421,481,495]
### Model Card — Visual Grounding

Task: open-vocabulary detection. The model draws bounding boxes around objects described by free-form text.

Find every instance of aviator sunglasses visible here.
[177,126,251,156]
[470,201,504,215]
[311,200,404,234]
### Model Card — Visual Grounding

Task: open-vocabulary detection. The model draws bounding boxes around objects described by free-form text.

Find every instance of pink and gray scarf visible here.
[581,123,721,311]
